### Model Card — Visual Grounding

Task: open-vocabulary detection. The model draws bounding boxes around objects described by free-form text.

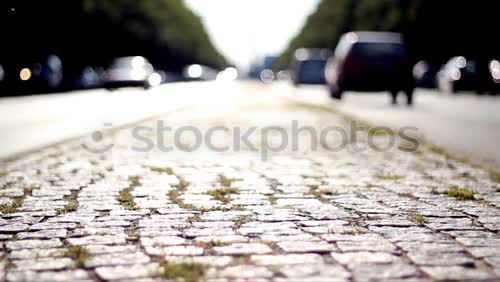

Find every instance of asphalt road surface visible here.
[279,83,500,170]
[0,81,499,281]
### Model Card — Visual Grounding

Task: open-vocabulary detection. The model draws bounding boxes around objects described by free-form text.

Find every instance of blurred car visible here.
[104,56,154,90]
[413,61,440,89]
[437,57,486,94]
[325,32,414,105]
[77,66,103,89]
[291,48,329,85]
[2,54,64,94]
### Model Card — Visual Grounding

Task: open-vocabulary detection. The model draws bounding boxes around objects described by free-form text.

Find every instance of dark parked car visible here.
[325,32,414,105]
[291,48,329,85]
[104,56,154,90]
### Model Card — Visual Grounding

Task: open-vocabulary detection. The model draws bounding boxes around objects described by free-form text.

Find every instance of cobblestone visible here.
[1,85,499,281]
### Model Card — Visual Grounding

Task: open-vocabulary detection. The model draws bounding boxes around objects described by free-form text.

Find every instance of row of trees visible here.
[0,0,229,74]
[276,0,499,69]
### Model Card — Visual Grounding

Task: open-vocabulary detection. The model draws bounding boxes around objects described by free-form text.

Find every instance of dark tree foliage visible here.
[276,0,500,70]
[0,0,229,74]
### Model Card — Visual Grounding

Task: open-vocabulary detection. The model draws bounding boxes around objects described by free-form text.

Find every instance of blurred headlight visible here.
[489,60,500,81]
[450,69,461,81]
[20,68,32,81]
[148,73,162,87]
[188,64,203,78]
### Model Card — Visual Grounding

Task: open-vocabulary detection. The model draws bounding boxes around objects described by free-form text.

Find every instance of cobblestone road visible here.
[1,83,500,281]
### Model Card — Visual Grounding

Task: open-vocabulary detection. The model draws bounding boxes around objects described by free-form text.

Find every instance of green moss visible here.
[194,240,226,248]
[0,197,24,214]
[173,180,190,190]
[218,175,241,187]
[408,211,427,225]
[398,192,416,199]
[377,174,404,181]
[161,262,205,282]
[207,187,239,204]
[442,186,477,201]
[147,166,174,175]
[233,215,253,229]
[55,201,78,214]
[168,190,195,210]
[64,245,89,267]
[310,189,338,198]
[187,214,202,223]
[118,189,136,210]
[338,227,367,235]
[232,255,252,265]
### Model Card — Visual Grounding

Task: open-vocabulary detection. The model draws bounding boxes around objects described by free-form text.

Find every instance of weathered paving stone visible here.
[337,240,397,252]
[216,265,274,279]
[331,252,402,265]
[6,239,63,250]
[251,254,323,265]
[351,263,421,281]
[0,224,29,233]
[421,265,497,280]
[407,251,476,266]
[69,227,125,237]
[455,237,500,247]
[67,235,127,246]
[213,243,272,255]
[261,233,321,242]
[95,263,160,280]
[140,236,187,247]
[85,245,140,255]
[164,256,233,267]
[278,264,351,281]
[30,222,77,231]
[85,252,151,267]
[0,234,13,240]
[6,270,90,282]
[17,229,68,239]
[194,235,248,244]
[10,248,66,260]
[277,241,335,253]
[467,247,500,258]
[12,257,75,271]
[146,245,204,256]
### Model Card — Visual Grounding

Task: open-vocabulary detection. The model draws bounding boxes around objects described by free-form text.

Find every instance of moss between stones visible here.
[160,262,205,282]
[207,187,239,204]
[64,245,89,267]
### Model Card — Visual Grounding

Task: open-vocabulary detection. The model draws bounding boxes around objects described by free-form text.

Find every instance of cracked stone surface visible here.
[1,84,500,281]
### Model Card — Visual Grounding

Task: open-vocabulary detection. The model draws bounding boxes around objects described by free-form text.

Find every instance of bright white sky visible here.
[184,0,320,68]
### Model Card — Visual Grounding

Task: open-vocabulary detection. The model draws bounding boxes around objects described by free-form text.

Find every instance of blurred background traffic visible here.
[0,0,499,100]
